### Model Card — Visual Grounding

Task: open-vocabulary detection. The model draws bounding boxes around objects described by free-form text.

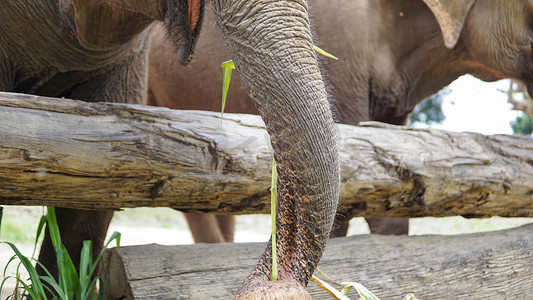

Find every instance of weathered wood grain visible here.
[101,224,533,300]
[0,92,532,217]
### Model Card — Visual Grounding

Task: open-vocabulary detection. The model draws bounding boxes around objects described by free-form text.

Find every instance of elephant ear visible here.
[422,0,476,49]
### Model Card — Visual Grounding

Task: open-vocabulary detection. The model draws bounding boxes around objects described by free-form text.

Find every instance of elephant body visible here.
[1,0,155,280]
[2,1,341,298]
[148,0,533,239]
[0,2,151,101]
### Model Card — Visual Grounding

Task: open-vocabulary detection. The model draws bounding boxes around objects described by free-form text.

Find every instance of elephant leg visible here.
[366,217,409,235]
[183,213,226,243]
[36,208,114,278]
[330,213,350,238]
[215,215,235,243]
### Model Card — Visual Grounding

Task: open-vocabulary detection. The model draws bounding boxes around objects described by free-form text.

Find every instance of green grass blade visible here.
[104,231,121,248]
[46,207,62,253]
[1,275,17,296]
[80,276,100,300]
[1,241,47,298]
[87,231,121,286]
[220,60,235,121]
[79,240,93,288]
[270,157,278,281]
[56,248,75,299]
[3,255,18,278]
[33,215,47,258]
[313,45,339,60]
[221,60,236,69]
[341,282,381,300]
[341,285,353,296]
[310,275,350,300]
[62,245,79,296]
[40,275,66,299]
[34,259,58,282]
[10,277,40,300]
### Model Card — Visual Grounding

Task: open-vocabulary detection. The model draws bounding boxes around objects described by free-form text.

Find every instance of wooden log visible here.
[0,92,532,217]
[100,223,533,300]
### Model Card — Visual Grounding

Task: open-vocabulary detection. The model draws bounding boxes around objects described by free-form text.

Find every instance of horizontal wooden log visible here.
[0,91,532,217]
[100,224,533,300]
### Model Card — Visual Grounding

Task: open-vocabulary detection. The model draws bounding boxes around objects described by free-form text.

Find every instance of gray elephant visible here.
[1,0,339,298]
[148,0,533,241]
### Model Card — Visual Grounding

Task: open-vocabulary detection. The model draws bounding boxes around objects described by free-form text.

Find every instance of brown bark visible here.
[0,92,532,218]
[100,223,533,300]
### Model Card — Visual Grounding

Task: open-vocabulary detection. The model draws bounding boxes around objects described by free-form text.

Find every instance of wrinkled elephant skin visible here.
[148,0,533,240]
[0,0,339,298]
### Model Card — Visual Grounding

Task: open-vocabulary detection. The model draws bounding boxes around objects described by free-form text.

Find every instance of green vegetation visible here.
[1,207,120,300]
[311,270,383,300]
[409,88,448,126]
[270,158,278,281]
[511,112,533,135]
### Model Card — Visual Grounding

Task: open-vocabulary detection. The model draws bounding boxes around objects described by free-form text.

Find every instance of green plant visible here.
[270,158,278,281]
[1,207,120,300]
[220,45,338,121]
[310,269,382,300]
[511,112,533,135]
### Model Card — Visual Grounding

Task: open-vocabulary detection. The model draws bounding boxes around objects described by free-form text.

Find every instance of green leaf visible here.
[270,157,278,281]
[96,277,105,300]
[56,247,77,299]
[105,231,121,248]
[86,231,121,289]
[46,207,62,253]
[1,241,47,298]
[221,60,236,70]
[313,45,339,60]
[41,275,66,299]
[79,240,93,290]
[221,60,234,121]
[78,240,95,300]
[310,275,350,300]
[10,276,40,300]
[33,215,48,258]
[341,282,381,300]
[2,255,18,279]
[80,276,100,300]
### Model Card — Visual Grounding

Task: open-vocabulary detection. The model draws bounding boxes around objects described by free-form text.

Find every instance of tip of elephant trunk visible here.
[235,279,311,300]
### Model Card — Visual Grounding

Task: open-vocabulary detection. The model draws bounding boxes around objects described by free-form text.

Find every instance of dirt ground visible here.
[1,205,532,298]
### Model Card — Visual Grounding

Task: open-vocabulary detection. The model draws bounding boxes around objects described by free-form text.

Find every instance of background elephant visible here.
[1,0,340,298]
[148,0,533,241]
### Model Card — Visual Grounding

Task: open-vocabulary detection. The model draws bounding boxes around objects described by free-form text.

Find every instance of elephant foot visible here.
[235,279,311,300]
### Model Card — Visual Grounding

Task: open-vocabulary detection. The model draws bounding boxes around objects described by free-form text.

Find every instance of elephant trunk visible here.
[212,0,340,298]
